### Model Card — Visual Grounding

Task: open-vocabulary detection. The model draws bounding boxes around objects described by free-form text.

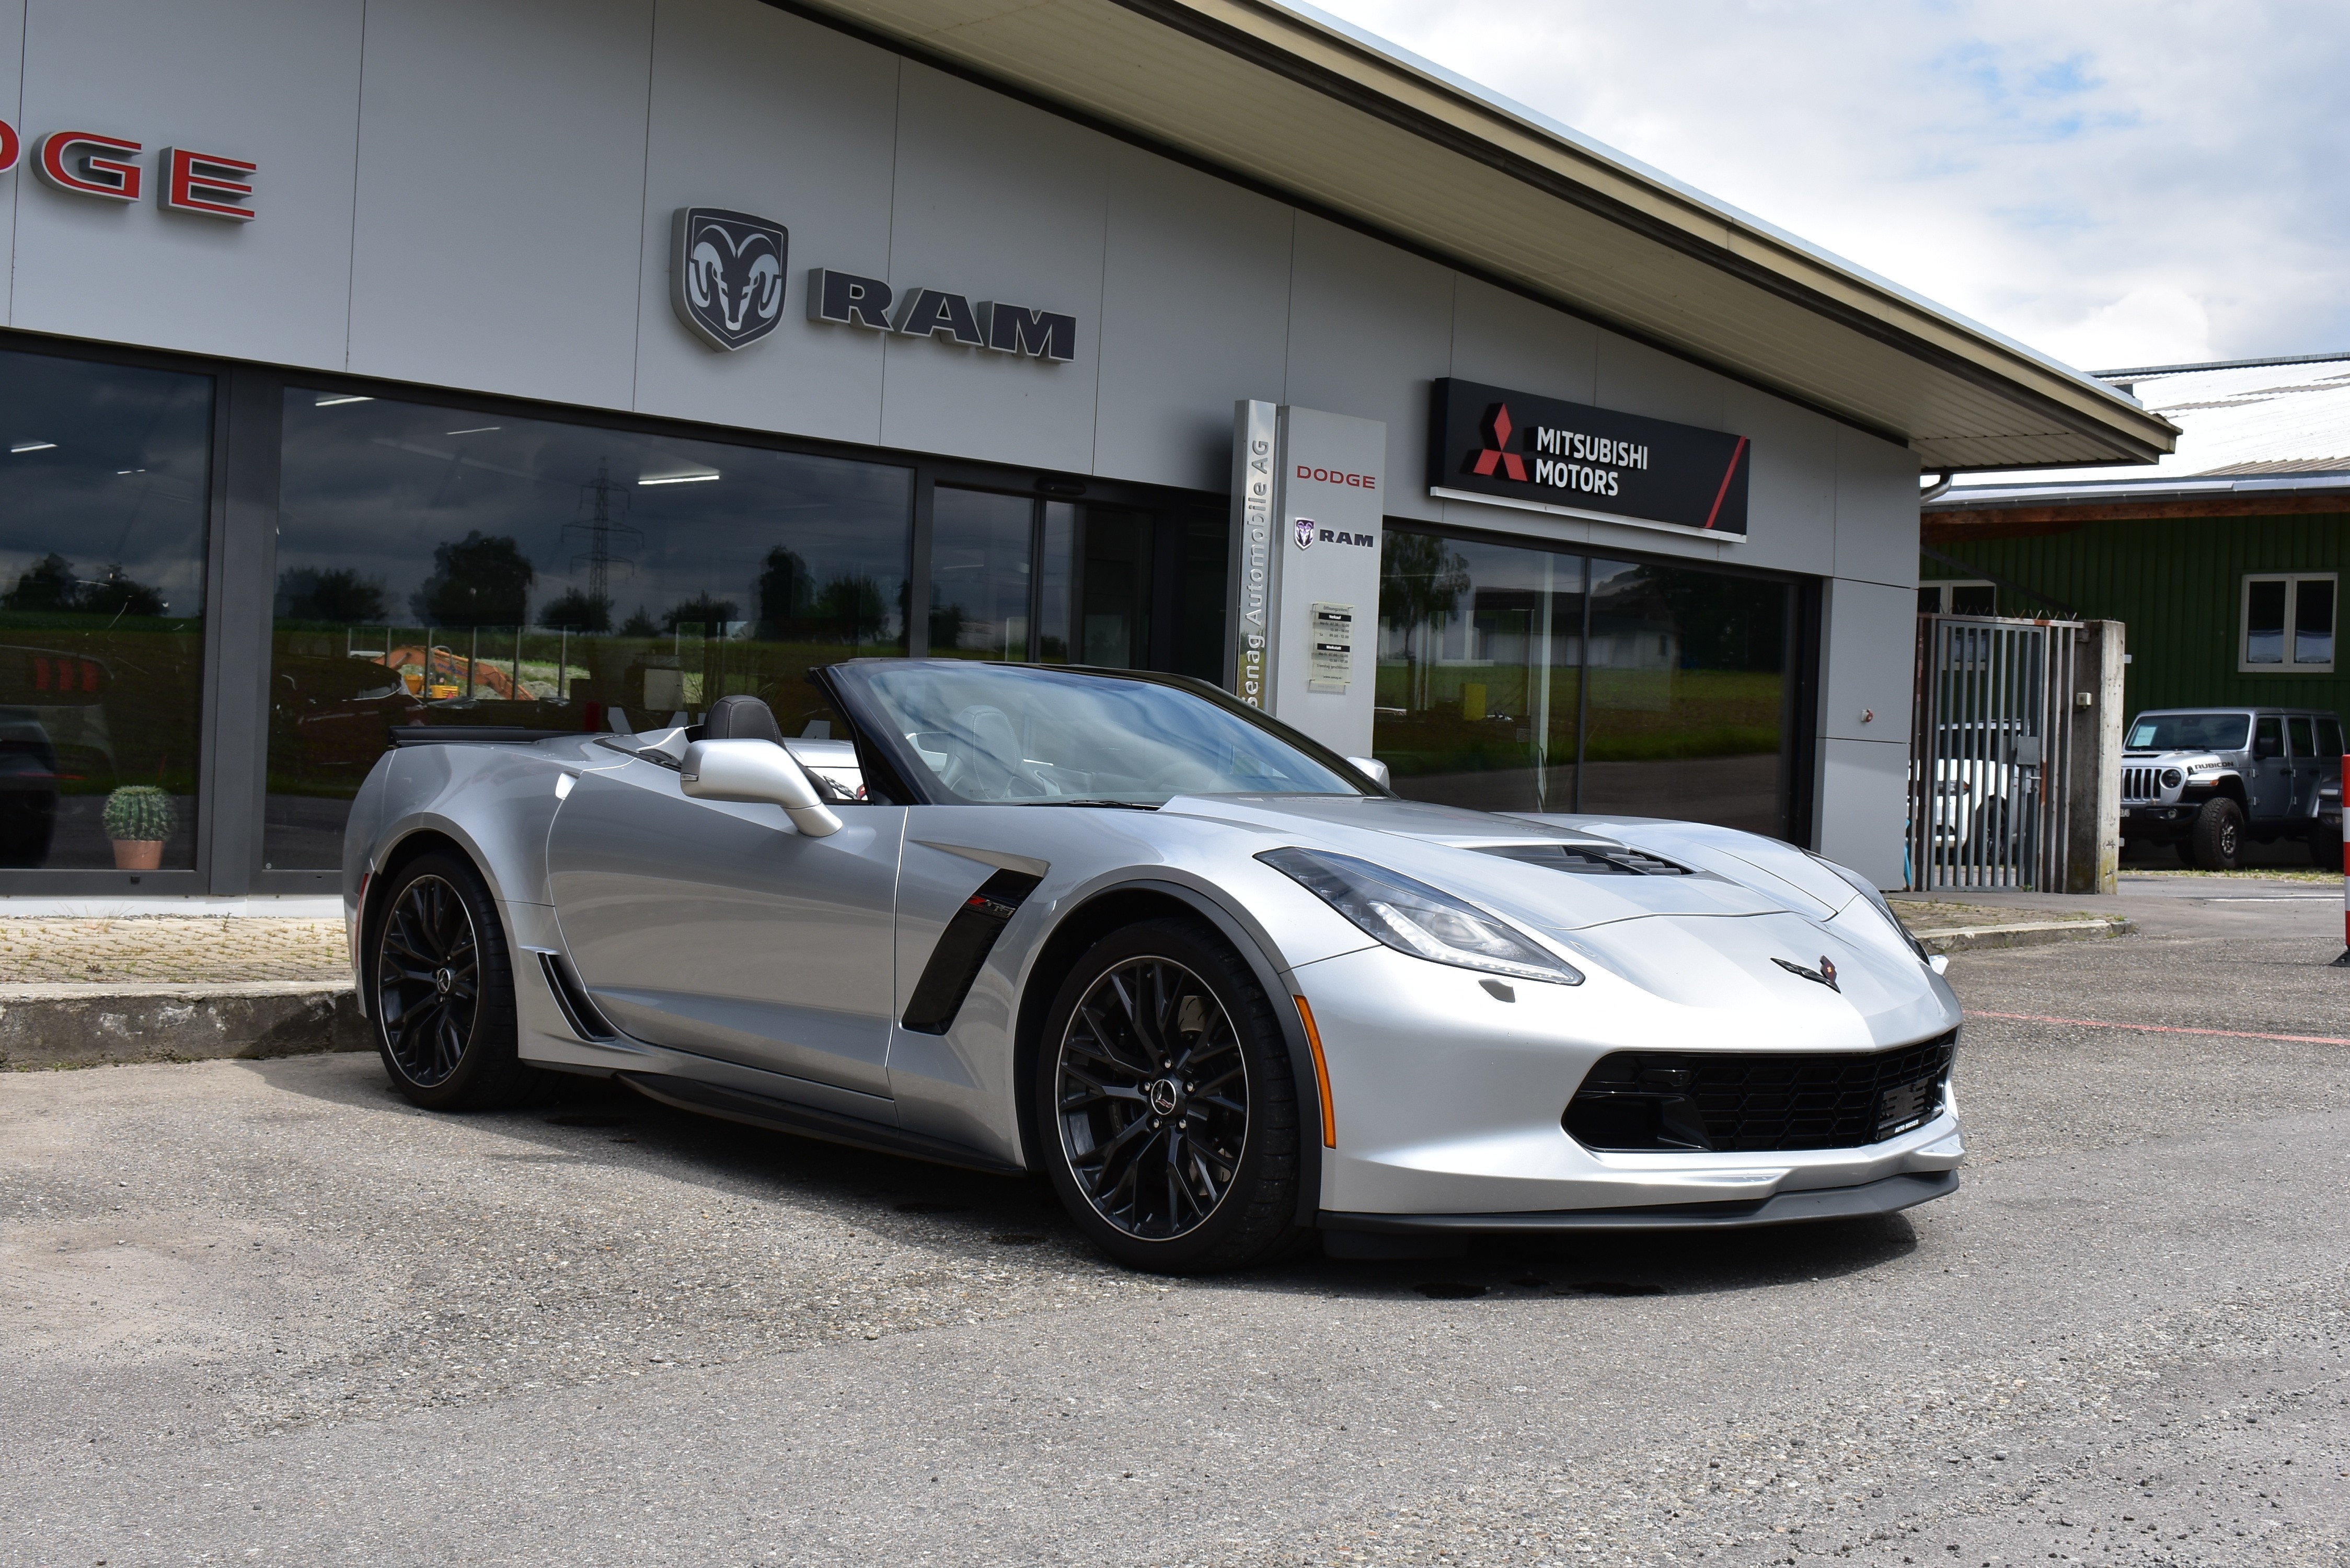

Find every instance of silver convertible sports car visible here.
[345,660,1964,1273]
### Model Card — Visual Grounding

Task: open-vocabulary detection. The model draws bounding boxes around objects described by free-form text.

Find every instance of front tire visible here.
[2188,798,2245,870]
[371,850,531,1110]
[1036,919,1301,1274]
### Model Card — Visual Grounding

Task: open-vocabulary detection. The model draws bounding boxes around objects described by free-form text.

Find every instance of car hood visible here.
[1158,794,1948,1041]
[1159,795,1828,929]
[2126,750,2227,770]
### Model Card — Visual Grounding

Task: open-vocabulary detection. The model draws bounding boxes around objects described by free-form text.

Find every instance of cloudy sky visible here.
[1312,0,2348,374]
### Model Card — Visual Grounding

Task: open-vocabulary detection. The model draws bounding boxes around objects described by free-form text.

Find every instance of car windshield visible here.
[2128,712,2250,751]
[837,661,1369,805]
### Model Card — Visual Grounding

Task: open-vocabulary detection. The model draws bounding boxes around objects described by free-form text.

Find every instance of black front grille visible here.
[1563,1032,1956,1153]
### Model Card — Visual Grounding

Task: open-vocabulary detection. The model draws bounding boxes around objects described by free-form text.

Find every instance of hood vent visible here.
[1471,843,1692,877]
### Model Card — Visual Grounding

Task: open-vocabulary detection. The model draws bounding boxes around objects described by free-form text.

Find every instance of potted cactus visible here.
[102,785,175,870]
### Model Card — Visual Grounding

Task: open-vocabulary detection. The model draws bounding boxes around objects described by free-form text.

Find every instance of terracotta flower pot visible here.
[111,839,165,871]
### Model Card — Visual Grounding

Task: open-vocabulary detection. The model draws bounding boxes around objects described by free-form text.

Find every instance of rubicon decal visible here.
[0,121,257,219]
[1428,378,1750,540]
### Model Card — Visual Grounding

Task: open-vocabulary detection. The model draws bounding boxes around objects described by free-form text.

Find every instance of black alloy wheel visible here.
[2190,797,2245,871]
[1039,919,1300,1273]
[372,850,529,1110]
[1059,955,1247,1239]
[379,873,478,1087]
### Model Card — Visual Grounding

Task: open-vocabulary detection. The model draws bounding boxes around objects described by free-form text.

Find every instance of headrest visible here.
[702,694,786,745]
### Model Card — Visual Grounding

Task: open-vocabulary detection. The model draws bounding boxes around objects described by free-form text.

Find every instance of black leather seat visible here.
[701,694,786,746]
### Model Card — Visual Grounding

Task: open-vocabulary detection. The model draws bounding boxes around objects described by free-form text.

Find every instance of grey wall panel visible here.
[631,0,897,446]
[11,0,361,366]
[1594,331,1727,431]
[1814,736,1907,888]
[1720,382,1836,579]
[346,0,651,408]
[876,64,1107,475]
[1819,575,1916,745]
[1091,143,1292,492]
[1446,275,1597,404]
[1833,428,1924,590]
[0,0,24,325]
[1283,214,1453,523]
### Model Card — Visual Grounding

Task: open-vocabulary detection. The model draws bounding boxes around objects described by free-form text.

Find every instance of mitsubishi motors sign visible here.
[1427,377,1752,540]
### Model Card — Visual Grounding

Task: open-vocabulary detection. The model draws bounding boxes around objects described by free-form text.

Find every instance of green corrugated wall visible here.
[1922,511,2347,721]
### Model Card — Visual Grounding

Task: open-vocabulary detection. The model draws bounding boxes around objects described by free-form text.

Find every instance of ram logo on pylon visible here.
[672,207,788,352]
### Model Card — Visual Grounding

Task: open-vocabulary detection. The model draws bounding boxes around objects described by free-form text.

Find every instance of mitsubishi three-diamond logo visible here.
[1467,402,1528,481]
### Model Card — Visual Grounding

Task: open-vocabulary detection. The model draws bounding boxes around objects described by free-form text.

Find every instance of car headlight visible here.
[1258,847,1583,985]
[2160,768,2184,789]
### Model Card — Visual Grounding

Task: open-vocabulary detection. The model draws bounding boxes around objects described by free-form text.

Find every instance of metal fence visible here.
[1908,614,2083,891]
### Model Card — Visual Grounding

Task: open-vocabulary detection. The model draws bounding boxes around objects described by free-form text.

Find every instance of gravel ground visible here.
[0,917,348,984]
[2,886,2346,1566]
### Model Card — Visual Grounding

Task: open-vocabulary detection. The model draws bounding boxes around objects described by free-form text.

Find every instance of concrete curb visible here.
[1908,917,2135,954]
[0,982,370,1070]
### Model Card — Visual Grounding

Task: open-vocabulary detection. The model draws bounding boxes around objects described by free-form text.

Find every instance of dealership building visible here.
[0,0,2174,902]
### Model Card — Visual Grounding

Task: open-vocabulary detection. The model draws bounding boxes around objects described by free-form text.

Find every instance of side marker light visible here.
[1292,994,1336,1148]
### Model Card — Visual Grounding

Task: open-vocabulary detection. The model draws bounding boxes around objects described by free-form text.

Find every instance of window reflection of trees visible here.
[264,391,913,867]
[1376,527,1791,836]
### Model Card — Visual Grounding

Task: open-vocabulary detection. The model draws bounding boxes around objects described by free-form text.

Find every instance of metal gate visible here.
[1908,614,2082,891]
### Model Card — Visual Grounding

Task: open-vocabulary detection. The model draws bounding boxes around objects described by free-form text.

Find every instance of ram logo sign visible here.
[672,207,788,352]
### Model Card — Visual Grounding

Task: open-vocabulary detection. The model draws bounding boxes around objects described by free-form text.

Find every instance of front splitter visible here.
[1320,1169,1957,1242]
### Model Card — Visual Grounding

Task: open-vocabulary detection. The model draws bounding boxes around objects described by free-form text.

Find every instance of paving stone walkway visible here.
[0,918,350,985]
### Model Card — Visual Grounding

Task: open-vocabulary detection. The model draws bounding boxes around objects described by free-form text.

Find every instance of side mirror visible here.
[681,740,843,837]
[1346,755,1392,790]
[1928,953,1950,977]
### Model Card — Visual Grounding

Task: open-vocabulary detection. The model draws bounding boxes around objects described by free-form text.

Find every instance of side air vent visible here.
[538,951,618,1042]
[901,870,1044,1035]
[1474,843,1692,876]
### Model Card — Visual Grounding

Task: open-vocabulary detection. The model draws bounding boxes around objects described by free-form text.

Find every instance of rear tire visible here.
[370,850,533,1111]
[2312,822,2344,871]
[1035,918,1301,1274]
[2188,797,2245,870]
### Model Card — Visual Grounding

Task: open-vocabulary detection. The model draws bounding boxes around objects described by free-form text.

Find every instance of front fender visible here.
[1010,871,1329,1227]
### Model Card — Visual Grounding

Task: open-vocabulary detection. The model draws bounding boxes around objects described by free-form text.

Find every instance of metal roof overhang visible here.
[1927,471,2350,529]
[781,0,2179,472]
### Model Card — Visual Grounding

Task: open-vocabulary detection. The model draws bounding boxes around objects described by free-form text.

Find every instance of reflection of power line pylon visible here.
[562,458,642,610]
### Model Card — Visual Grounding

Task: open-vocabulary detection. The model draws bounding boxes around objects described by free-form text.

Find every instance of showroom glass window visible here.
[924,488,1159,668]
[0,350,210,870]
[1375,527,1793,837]
[267,391,912,867]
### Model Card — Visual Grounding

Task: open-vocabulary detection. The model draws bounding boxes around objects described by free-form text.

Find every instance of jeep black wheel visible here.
[2188,797,2245,871]
[372,850,531,1110]
[1037,919,1300,1274]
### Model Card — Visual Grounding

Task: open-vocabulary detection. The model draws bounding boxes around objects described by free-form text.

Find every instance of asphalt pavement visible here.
[4,880,2347,1566]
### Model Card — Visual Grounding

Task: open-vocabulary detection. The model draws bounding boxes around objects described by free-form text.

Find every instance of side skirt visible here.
[616,1070,1025,1177]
